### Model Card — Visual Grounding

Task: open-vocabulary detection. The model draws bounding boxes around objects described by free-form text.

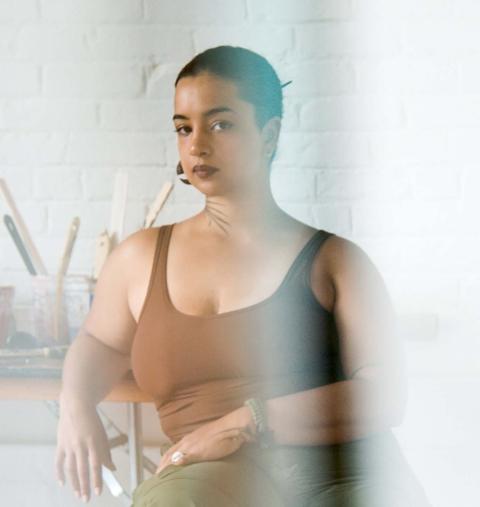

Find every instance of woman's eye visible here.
[174,122,232,135]
[174,126,191,136]
[211,120,233,131]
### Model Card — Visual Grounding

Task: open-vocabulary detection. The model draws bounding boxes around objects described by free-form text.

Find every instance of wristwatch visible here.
[243,397,275,449]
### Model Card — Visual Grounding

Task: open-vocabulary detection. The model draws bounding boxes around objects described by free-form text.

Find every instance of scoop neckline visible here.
[163,223,324,320]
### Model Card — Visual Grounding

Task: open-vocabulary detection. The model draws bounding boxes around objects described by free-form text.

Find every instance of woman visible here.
[55,46,430,506]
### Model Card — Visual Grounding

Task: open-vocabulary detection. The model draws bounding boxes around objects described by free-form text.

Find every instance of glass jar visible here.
[0,286,15,347]
[31,274,95,346]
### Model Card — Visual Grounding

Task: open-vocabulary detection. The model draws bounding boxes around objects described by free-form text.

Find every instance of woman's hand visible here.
[155,406,256,475]
[55,398,116,503]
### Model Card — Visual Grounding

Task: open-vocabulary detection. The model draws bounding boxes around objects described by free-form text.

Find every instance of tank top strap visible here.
[155,223,173,302]
[134,223,171,325]
[282,229,335,290]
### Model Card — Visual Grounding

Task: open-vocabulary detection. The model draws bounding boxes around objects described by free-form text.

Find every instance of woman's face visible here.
[173,72,274,196]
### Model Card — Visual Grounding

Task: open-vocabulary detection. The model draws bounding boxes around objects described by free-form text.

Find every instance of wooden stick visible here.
[109,171,128,248]
[0,178,47,275]
[53,217,80,343]
[93,229,112,280]
[3,214,37,275]
[143,180,174,228]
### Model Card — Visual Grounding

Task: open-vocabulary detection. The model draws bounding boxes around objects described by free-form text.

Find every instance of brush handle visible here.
[143,180,174,228]
[3,214,37,275]
[53,217,80,343]
[0,178,47,275]
[109,172,128,248]
[93,230,112,280]
[58,217,80,277]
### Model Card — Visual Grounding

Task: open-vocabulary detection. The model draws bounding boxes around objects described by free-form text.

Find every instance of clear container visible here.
[31,274,95,346]
[0,286,15,347]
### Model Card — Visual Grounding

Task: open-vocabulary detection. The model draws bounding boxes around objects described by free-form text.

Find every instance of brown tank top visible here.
[131,223,346,443]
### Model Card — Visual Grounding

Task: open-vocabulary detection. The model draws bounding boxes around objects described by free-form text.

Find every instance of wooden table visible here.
[0,363,154,497]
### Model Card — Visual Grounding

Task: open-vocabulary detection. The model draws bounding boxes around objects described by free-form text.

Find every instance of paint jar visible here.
[0,286,15,347]
[31,275,95,346]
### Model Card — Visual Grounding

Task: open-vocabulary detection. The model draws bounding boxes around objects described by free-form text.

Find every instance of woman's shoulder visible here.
[117,226,161,255]
[310,227,365,269]
[311,231,383,306]
[108,225,172,276]
[315,232,374,275]
[309,230,375,309]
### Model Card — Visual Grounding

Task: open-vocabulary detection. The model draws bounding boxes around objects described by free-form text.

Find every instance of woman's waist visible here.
[155,374,345,444]
[157,369,342,407]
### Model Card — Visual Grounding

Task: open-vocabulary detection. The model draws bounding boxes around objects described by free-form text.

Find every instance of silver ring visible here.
[171,450,186,464]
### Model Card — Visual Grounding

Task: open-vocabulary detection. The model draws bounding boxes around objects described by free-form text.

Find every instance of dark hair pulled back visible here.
[174,45,284,130]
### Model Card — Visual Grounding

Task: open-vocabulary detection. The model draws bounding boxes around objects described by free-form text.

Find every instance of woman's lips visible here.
[193,165,219,177]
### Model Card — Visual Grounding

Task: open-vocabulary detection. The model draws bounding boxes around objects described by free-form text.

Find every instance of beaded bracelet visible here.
[243,397,275,449]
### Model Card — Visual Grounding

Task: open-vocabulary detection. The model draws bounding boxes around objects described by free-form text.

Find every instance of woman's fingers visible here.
[55,447,66,486]
[156,451,173,473]
[56,443,115,499]
[65,452,82,500]
[75,445,91,502]
[55,407,117,501]
[92,445,116,495]
[156,444,183,473]
[154,424,252,476]
[89,452,104,497]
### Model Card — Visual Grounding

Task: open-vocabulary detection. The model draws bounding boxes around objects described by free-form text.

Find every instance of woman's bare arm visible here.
[56,227,158,501]
[252,236,407,446]
[60,227,158,404]
[58,333,131,410]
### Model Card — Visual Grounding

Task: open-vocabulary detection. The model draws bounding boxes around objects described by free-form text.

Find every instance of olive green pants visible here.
[131,432,431,507]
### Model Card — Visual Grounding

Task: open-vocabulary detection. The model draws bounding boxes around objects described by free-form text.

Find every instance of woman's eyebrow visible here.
[172,106,237,121]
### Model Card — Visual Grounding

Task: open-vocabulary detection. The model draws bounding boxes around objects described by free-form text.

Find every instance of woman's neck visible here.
[200,194,289,241]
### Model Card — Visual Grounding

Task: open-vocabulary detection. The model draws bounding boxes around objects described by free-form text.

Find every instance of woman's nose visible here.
[189,131,211,157]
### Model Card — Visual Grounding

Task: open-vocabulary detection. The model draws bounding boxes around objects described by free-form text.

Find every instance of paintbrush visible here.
[53,217,80,343]
[0,178,47,275]
[143,180,174,228]
[92,229,112,280]
[3,214,37,275]
[109,172,128,248]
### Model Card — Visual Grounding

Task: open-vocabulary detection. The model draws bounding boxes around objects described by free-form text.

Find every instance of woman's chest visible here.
[166,252,289,316]
[165,241,334,317]
[129,226,335,322]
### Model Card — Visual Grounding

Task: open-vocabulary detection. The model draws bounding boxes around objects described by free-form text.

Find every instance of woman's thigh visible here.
[131,450,286,507]
[253,434,432,507]
[305,479,381,507]
[305,478,432,507]
[131,433,431,507]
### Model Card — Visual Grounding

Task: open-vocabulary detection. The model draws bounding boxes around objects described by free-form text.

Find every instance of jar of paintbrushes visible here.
[31,274,95,346]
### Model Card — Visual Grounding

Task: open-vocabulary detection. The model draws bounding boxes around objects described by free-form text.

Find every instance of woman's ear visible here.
[261,116,281,158]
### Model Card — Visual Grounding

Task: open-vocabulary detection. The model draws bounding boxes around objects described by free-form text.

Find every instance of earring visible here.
[176,162,191,185]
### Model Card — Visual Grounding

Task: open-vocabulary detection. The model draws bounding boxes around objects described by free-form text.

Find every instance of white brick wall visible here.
[0,1,479,505]
[40,0,143,23]
[43,63,144,98]
[0,63,40,96]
